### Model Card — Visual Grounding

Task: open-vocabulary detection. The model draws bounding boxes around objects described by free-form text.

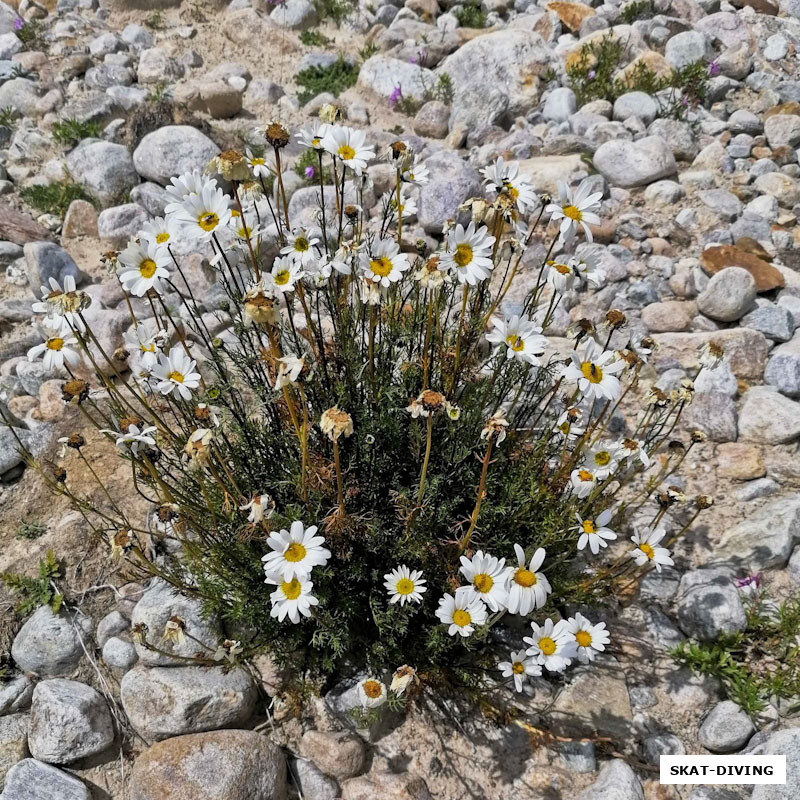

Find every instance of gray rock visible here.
[0,79,40,117]
[742,302,794,343]
[764,34,788,62]
[28,680,113,765]
[10,607,91,678]
[682,392,737,442]
[698,189,742,222]
[106,85,148,111]
[613,91,658,125]
[696,267,756,322]
[0,713,28,785]
[642,733,684,764]
[711,495,800,570]
[665,30,711,69]
[121,23,153,50]
[413,100,449,138]
[88,33,122,57]
[300,729,365,781]
[752,727,800,800]
[244,78,284,107]
[648,118,698,161]
[130,182,170,216]
[357,56,435,104]
[0,31,21,60]
[66,140,139,205]
[765,333,800,396]
[689,789,741,800]
[85,63,134,90]
[120,665,257,741]
[97,203,149,248]
[675,568,747,641]
[416,149,483,235]
[137,47,184,84]
[764,114,800,149]
[559,740,596,773]
[293,758,339,800]
[129,730,286,800]
[543,87,577,122]
[693,363,738,396]
[102,637,138,670]
[130,579,223,666]
[575,759,643,800]
[23,242,83,294]
[644,180,685,206]
[132,125,220,185]
[1,758,90,800]
[593,136,676,188]
[728,109,762,135]
[0,675,34,715]
[739,386,800,445]
[698,700,755,753]
[0,241,23,267]
[96,610,129,647]
[270,0,318,28]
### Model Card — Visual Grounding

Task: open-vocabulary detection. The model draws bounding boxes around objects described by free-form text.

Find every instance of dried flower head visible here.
[390,664,418,695]
[161,615,186,646]
[243,284,280,326]
[264,122,290,149]
[111,529,134,558]
[206,149,251,182]
[318,102,342,123]
[184,428,214,467]
[61,379,89,404]
[696,494,714,510]
[320,407,353,441]
[481,412,509,445]
[605,309,627,330]
[690,429,707,443]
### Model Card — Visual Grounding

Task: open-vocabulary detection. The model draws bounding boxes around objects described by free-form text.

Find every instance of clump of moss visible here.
[296,57,359,105]
[20,180,93,218]
[52,118,103,148]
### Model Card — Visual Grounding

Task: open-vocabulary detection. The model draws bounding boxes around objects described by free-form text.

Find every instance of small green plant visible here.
[186,1,208,22]
[15,19,43,46]
[294,148,319,183]
[358,42,379,61]
[672,583,800,718]
[20,180,93,219]
[620,0,655,23]
[0,107,17,128]
[144,9,165,28]
[312,0,356,25]
[17,520,47,540]
[295,56,359,105]
[453,2,486,29]
[51,118,103,148]
[1,550,63,616]
[299,29,333,47]
[147,82,171,103]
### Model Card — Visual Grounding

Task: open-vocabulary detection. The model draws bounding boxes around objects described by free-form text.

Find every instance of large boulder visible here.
[66,140,139,205]
[129,730,286,800]
[752,727,800,800]
[416,149,483,235]
[358,56,435,104]
[675,568,747,641]
[132,125,219,186]
[738,386,800,445]
[593,136,676,187]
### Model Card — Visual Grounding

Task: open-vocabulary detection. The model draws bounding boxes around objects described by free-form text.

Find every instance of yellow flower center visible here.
[142,343,155,352]
[198,212,219,232]
[251,157,265,166]
[578,469,594,482]
[563,204,582,221]
[581,362,604,384]
[281,578,302,600]
[274,270,291,285]
[338,144,356,160]
[370,256,394,277]
[582,520,596,535]
[538,636,556,656]
[312,137,321,147]
[452,609,471,627]
[553,262,571,275]
[139,258,157,279]
[508,185,519,201]
[514,568,537,588]
[46,337,64,351]
[395,577,415,595]
[505,334,524,352]
[639,542,655,559]
[512,661,525,674]
[156,232,169,244]
[473,573,493,594]
[167,371,184,383]
[453,243,473,268]
[284,542,307,562]
[594,451,611,466]
[362,679,383,699]
[575,630,592,648]
[294,237,309,252]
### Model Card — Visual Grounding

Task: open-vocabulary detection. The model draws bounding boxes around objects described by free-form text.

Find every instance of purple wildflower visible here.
[587,70,596,80]
[14,17,23,30]
[707,60,720,77]
[304,166,314,180]
[735,574,761,599]
[389,85,403,107]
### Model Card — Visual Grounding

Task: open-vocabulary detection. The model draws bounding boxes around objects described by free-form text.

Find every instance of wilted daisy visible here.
[266,256,304,294]
[357,678,387,708]
[240,493,275,525]
[206,149,251,182]
[296,120,330,150]
[123,323,166,369]
[102,423,157,457]
[499,649,542,692]
[281,227,319,268]
[481,157,538,213]
[360,238,410,287]
[481,411,509,445]
[262,519,331,581]
[457,550,508,612]
[554,407,584,441]
[384,565,427,605]
[274,355,306,389]
[698,341,724,370]
[242,283,280,326]
[320,407,353,441]
[321,125,374,174]
[118,239,171,296]
[506,545,551,615]
[545,259,577,293]
[153,349,201,400]
[435,592,488,637]
[571,255,605,287]
[174,181,232,241]
[546,178,602,243]
[265,575,318,623]
[566,613,610,664]
[390,665,417,695]
[440,222,496,285]
[575,509,616,554]
[621,438,650,467]
[27,321,81,372]
[486,315,546,365]
[524,618,576,673]
[401,154,428,185]
[629,525,674,572]
[213,639,244,663]
[183,428,214,468]
[562,339,624,402]
[570,467,598,499]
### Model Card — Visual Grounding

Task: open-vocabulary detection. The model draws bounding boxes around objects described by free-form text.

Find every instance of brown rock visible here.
[700,245,784,292]
[587,219,616,244]
[617,50,673,84]
[300,730,365,781]
[0,203,53,246]
[764,101,800,120]
[641,300,693,332]
[547,1,595,32]
[731,0,778,13]
[37,380,65,422]
[62,200,98,240]
[341,771,433,800]
[717,443,765,481]
[734,236,771,261]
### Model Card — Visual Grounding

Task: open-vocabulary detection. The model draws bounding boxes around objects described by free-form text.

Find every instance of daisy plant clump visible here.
[6,112,713,712]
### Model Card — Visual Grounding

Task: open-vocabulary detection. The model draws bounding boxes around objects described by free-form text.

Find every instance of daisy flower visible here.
[174,181,232,241]
[486,315,546,365]
[27,321,81,372]
[440,221,496,285]
[266,256,304,294]
[296,120,330,151]
[360,238,410,287]
[506,545,551,615]
[101,423,157,457]
[384,565,427,606]
[457,551,508,612]
[621,438,650,467]
[32,275,89,332]
[163,170,216,216]
[562,339,625,402]
[554,407,584,442]
[575,509,616,555]
[246,148,272,178]
[261,519,331,581]
[274,355,306,389]
[401,155,428,185]
[316,248,352,278]
[524,618,577,673]
[240,493,274,525]
[546,178,602,243]
[388,186,417,220]
[140,216,178,250]
[570,467,598,499]
[357,678,387,708]
[435,592,488,637]
[499,649,542,692]
[265,575,318,623]
[118,239,171,297]
[123,323,166,370]
[281,227,319,268]
[566,613,610,664]
[545,259,577,293]
[321,125,374,175]
[572,255,605,288]
[481,157,538,214]
[152,348,201,401]
[584,439,621,480]
[629,525,674,572]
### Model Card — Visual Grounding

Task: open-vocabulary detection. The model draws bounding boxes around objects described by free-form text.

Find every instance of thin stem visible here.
[417,414,434,503]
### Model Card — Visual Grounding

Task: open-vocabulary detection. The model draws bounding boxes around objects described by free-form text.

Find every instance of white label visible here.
[660,755,786,784]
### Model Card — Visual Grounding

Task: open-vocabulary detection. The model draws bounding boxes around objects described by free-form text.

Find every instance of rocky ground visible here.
[1,0,800,798]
